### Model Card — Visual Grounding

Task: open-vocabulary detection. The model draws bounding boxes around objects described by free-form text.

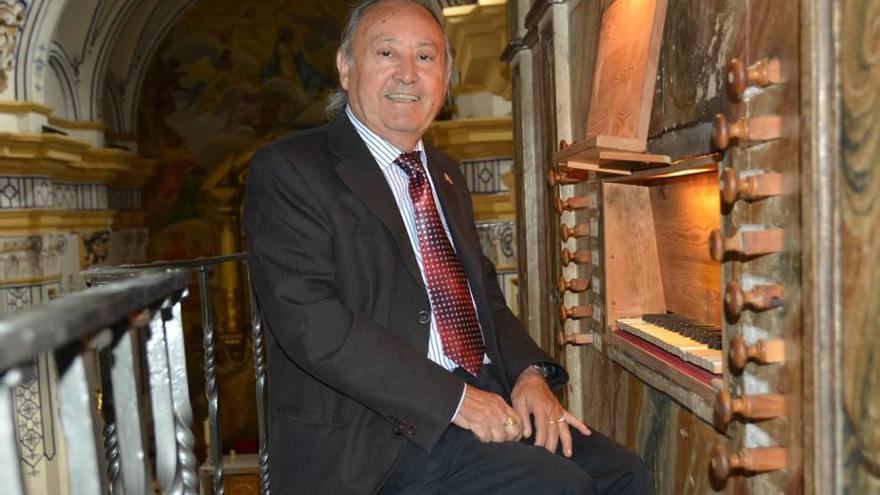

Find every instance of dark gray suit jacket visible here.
[243,111,566,494]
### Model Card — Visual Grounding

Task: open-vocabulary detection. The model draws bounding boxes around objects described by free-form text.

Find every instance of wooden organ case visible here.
[500,0,873,492]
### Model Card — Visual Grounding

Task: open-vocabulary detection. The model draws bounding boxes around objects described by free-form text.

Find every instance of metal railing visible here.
[82,253,269,495]
[0,270,192,495]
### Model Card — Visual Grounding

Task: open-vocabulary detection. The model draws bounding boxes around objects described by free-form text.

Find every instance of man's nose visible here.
[394,57,418,83]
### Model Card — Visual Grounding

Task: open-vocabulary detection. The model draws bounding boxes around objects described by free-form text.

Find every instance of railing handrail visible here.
[0,269,188,371]
[83,252,248,278]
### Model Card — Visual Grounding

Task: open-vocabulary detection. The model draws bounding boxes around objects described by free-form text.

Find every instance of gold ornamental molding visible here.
[0,132,91,165]
[47,115,107,131]
[427,116,513,161]
[73,148,140,183]
[443,0,511,98]
[0,133,158,187]
[0,100,52,116]
[0,209,114,234]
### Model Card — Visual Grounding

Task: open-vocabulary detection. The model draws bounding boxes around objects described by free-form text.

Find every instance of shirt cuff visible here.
[450,383,467,423]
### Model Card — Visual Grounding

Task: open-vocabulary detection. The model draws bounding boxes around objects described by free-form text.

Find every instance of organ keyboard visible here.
[616,314,723,374]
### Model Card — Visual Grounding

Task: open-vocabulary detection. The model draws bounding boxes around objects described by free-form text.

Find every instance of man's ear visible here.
[336,51,350,90]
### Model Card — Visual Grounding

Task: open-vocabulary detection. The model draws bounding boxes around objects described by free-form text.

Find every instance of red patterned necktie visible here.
[395,152,485,377]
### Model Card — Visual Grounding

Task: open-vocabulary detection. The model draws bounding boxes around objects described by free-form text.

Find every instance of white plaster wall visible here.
[44,58,74,119]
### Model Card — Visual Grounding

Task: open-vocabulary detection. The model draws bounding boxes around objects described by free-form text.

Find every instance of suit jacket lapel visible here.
[328,114,426,291]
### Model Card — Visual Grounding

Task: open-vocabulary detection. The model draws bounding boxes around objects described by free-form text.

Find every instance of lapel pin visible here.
[443,173,453,185]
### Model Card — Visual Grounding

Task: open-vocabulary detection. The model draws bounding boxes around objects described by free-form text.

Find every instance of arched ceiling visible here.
[6,0,477,135]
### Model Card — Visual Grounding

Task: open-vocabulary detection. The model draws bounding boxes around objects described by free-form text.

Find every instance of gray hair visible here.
[325,0,455,117]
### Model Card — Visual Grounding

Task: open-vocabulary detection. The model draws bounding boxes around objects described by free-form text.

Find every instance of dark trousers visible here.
[381,365,651,495]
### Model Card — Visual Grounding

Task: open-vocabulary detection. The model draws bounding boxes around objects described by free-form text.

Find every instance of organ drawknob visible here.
[560,305,592,322]
[719,168,789,207]
[557,331,593,346]
[709,227,784,261]
[714,389,787,432]
[711,443,787,482]
[561,223,590,241]
[558,275,589,294]
[561,248,591,266]
[724,280,785,321]
[727,58,782,100]
[713,114,782,150]
[729,335,785,374]
[555,196,592,215]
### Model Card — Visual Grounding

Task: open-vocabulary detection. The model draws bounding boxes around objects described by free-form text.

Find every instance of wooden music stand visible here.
[554,0,670,175]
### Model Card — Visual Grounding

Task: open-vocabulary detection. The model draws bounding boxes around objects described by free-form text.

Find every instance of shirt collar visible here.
[345,105,425,171]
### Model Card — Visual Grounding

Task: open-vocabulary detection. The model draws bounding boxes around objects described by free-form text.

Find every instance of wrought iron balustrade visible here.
[82,253,268,495]
[0,270,193,495]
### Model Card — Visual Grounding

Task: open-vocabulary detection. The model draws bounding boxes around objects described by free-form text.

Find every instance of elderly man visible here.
[244,0,650,493]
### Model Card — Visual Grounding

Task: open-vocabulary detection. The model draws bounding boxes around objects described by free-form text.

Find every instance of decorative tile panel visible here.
[476,220,517,271]
[461,157,513,193]
[0,176,110,210]
[54,182,107,210]
[0,176,53,209]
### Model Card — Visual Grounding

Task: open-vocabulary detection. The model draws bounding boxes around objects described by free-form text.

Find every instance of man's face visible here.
[338,0,448,151]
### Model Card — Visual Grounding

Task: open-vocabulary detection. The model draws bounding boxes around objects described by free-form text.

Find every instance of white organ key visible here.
[617,317,722,374]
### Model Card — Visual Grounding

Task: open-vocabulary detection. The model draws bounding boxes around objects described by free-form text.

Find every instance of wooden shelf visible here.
[553,135,671,176]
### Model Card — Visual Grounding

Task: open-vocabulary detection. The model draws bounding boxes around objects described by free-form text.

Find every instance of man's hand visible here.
[511,367,591,458]
[452,385,523,443]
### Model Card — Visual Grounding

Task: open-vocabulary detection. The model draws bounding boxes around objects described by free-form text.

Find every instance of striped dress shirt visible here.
[345,106,490,377]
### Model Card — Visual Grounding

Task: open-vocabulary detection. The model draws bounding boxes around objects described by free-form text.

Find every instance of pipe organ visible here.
[502,0,873,492]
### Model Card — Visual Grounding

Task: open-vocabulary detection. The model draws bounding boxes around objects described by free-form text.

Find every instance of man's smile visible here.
[385,93,421,102]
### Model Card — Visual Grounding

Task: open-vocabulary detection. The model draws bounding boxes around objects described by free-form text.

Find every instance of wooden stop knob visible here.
[557,331,593,346]
[556,196,590,214]
[713,113,748,150]
[558,276,589,294]
[714,389,787,432]
[720,168,789,207]
[724,280,785,322]
[709,228,785,261]
[728,58,782,100]
[561,248,590,266]
[711,443,787,482]
[729,335,786,374]
[561,223,589,241]
[559,139,569,150]
[560,305,591,322]
[548,169,581,187]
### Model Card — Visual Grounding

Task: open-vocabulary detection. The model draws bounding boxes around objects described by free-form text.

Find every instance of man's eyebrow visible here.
[370,37,438,49]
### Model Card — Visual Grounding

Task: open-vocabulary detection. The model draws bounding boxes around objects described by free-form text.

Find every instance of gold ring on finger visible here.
[503,416,518,428]
[551,414,565,424]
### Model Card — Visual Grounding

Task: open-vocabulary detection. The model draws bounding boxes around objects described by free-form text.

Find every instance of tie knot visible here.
[395,152,423,178]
